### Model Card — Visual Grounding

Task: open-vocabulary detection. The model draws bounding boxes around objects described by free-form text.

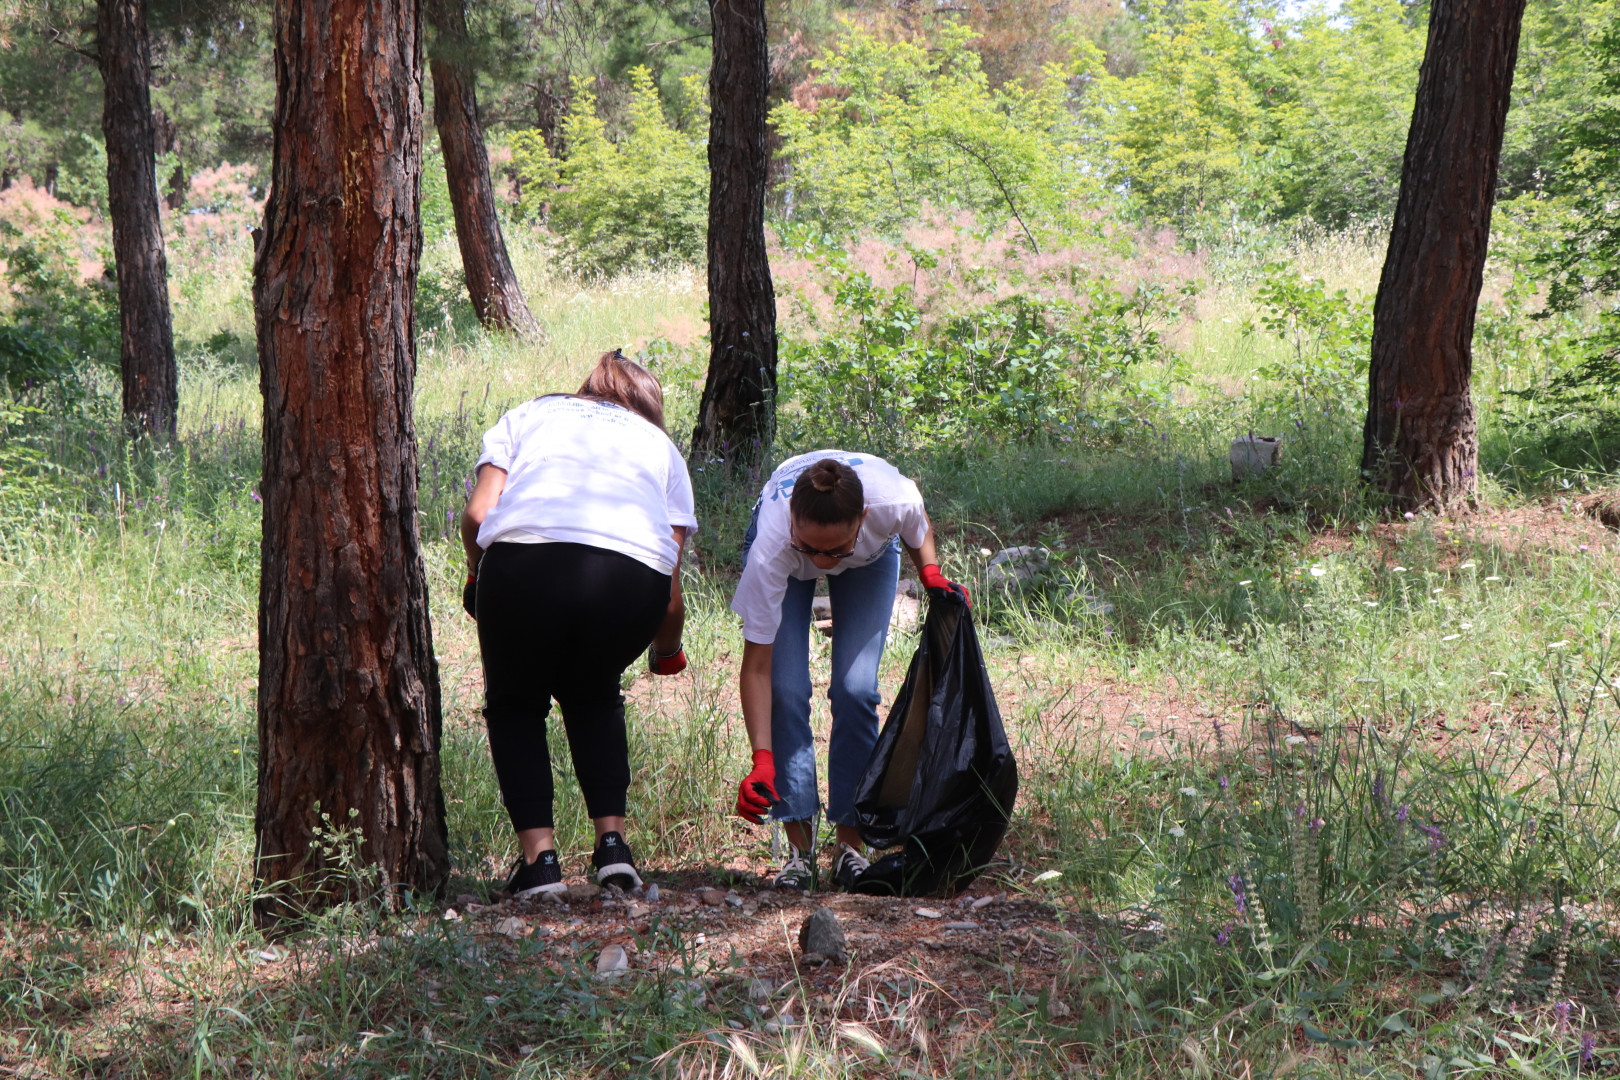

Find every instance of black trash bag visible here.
[849,589,1017,896]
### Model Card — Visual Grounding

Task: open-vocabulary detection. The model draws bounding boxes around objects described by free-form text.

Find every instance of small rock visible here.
[725,893,744,908]
[441,907,461,921]
[798,907,847,962]
[483,994,501,1004]
[985,546,1051,590]
[568,917,584,927]
[646,883,660,903]
[701,889,726,907]
[742,902,759,916]
[727,1020,745,1031]
[763,1020,781,1035]
[971,894,996,910]
[532,926,553,938]
[944,921,979,931]
[799,951,826,965]
[811,595,832,621]
[290,1035,316,1050]
[814,618,834,637]
[747,978,774,1003]
[671,979,706,1009]
[455,892,479,909]
[1048,999,1072,1020]
[518,1046,536,1057]
[539,890,564,906]
[494,916,527,939]
[595,944,629,978]
[627,903,650,919]
[566,883,601,903]
[914,907,943,919]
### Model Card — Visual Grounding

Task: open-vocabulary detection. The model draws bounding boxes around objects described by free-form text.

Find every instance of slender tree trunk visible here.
[692,0,777,464]
[1361,0,1526,511]
[97,0,177,439]
[425,0,540,336]
[252,0,448,921]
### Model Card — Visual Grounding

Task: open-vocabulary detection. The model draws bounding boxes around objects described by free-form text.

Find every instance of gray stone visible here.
[747,978,774,1003]
[985,546,1051,590]
[1230,435,1282,481]
[645,883,660,903]
[798,907,847,962]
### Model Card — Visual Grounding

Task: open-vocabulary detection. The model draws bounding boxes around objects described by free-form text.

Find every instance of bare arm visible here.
[901,514,939,575]
[651,526,688,655]
[740,640,773,752]
[460,464,507,574]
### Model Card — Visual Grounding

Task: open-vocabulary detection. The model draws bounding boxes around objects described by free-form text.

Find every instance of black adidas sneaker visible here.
[592,831,642,891]
[505,849,566,899]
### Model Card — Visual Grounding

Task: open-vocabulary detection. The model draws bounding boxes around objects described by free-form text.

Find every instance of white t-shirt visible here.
[475,396,698,575]
[730,450,929,644]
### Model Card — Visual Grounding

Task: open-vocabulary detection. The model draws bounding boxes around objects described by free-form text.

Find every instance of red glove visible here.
[736,749,779,824]
[648,645,687,676]
[920,564,970,607]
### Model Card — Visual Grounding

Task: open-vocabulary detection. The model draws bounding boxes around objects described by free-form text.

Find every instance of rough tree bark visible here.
[97,0,177,439]
[1361,0,1527,511]
[692,0,777,464]
[253,0,448,920]
[425,0,540,336]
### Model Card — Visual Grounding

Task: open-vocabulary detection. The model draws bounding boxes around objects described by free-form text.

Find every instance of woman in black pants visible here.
[460,351,696,896]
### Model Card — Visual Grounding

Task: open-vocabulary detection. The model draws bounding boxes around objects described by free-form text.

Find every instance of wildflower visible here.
[1397,804,1409,822]
[1216,924,1232,946]
[1555,1000,1570,1034]
[1392,566,1407,573]
[251,488,263,504]
[1549,641,1569,649]
[1420,824,1445,852]
[1219,775,1229,790]
[1213,719,1225,750]
[1582,1032,1595,1063]
[1238,579,1252,586]
[1404,512,1416,521]
[1579,545,1590,552]
[1309,817,1324,834]
[1372,774,1385,803]
[1229,874,1247,915]
[1310,566,1326,577]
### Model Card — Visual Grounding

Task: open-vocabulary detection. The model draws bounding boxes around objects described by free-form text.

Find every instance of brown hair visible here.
[577,350,666,430]
[790,458,865,526]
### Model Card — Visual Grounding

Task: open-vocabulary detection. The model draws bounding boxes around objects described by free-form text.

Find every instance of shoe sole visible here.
[595,862,642,890]
[512,880,569,900]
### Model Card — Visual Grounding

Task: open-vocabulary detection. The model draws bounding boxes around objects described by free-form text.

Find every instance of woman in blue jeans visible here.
[730,453,966,890]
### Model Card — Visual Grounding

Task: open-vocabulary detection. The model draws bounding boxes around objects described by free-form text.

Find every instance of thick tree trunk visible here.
[97,0,177,440]
[252,0,448,920]
[692,0,777,464]
[426,0,540,336]
[1361,0,1526,511]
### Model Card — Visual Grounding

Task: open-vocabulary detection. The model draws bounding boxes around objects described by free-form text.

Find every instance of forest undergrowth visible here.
[1,220,1618,1078]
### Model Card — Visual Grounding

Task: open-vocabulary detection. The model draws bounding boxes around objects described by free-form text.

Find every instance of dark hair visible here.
[577,350,666,429]
[790,458,864,526]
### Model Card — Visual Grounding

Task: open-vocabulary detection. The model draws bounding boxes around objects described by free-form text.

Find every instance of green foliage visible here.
[520,67,708,275]
[0,214,117,394]
[779,249,1190,454]
[772,24,1106,244]
[1244,262,1371,415]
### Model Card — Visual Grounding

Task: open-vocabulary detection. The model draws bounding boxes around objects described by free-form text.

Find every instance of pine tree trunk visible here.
[426,0,540,336]
[1361,0,1526,511]
[97,0,177,440]
[252,0,448,921]
[692,0,777,464]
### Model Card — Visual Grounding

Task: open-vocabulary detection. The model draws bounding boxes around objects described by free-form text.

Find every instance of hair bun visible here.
[809,462,838,492]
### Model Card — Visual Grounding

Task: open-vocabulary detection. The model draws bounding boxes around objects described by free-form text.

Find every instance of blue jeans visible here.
[742,507,899,826]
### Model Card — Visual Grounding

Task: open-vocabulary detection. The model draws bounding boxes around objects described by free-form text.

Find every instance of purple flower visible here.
[1397,804,1409,823]
[1213,719,1225,749]
[1216,924,1232,946]
[1524,818,1538,844]
[1420,824,1445,852]
[1295,801,1308,819]
[1581,1033,1595,1063]
[1372,775,1385,803]
[1555,1000,1570,1034]
[1228,874,1247,915]
[250,488,262,504]
[1220,775,1229,791]
[1310,817,1324,834]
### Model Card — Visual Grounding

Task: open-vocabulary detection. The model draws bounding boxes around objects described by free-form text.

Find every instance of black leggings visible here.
[476,541,671,831]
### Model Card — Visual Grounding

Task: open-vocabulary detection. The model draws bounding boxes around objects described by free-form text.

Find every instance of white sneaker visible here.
[832,842,869,890]
[773,848,813,890]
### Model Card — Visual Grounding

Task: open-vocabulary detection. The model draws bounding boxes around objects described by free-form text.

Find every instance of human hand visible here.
[648,645,687,676]
[919,563,970,607]
[735,749,779,824]
[462,573,478,619]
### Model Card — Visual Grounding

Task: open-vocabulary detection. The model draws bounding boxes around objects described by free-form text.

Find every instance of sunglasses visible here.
[788,538,859,560]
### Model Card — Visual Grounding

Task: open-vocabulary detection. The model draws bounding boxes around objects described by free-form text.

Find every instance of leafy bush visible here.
[778,247,1190,453]
[0,214,117,395]
[1244,261,1371,416]
[511,67,707,276]
[772,24,1105,245]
